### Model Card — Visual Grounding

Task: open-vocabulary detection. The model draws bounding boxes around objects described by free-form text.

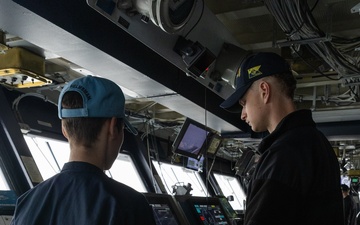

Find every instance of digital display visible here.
[178,124,209,156]
[173,118,211,159]
[218,197,238,219]
[206,135,222,156]
[144,193,186,225]
[174,196,232,225]
[186,156,204,171]
[150,203,179,225]
[193,203,229,225]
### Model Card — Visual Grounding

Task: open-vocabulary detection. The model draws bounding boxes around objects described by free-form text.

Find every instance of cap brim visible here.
[220,83,251,113]
[124,119,138,135]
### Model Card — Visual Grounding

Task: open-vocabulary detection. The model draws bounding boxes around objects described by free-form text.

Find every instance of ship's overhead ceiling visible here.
[1,0,360,158]
[206,0,360,121]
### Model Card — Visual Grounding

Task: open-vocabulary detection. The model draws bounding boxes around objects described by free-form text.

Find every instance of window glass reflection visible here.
[0,168,10,190]
[152,160,208,197]
[24,135,147,192]
[213,173,246,210]
[107,154,147,192]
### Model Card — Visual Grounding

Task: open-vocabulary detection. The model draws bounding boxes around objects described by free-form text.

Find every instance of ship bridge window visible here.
[0,166,16,219]
[213,172,246,211]
[24,135,146,192]
[152,160,209,197]
[24,136,69,180]
[106,154,147,192]
[0,168,10,190]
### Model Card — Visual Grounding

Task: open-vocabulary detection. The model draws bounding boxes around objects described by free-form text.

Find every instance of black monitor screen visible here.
[144,193,187,225]
[173,118,211,159]
[150,203,179,225]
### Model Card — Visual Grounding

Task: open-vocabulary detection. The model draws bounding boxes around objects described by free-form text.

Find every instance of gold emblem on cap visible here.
[236,67,241,78]
[247,65,262,78]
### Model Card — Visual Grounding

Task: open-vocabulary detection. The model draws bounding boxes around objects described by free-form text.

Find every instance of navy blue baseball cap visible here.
[220,52,291,113]
[341,184,350,191]
[58,75,138,135]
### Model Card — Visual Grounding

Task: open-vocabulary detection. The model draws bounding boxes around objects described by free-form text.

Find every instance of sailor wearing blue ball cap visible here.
[58,75,138,135]
[11,75,156,225]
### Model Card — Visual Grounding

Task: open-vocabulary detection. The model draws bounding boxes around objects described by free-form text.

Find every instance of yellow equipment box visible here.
[0,47,52,88]
[347,170,360,176]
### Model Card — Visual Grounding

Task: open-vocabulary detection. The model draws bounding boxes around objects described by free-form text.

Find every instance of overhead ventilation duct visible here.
[0,46,52,88]
[93,0,196,34]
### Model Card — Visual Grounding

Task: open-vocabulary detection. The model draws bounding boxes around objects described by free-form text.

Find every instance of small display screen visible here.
[218,197,238,219]
[150,203,179,225]
[173,118,211,159]
[206,135,222,156]
[351,177,359,183]
[193,203,229,225]
[186,156,204,171]
[178,124,209,156]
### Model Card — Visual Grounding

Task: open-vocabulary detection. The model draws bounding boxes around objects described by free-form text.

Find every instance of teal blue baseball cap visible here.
[58,75,138,135]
